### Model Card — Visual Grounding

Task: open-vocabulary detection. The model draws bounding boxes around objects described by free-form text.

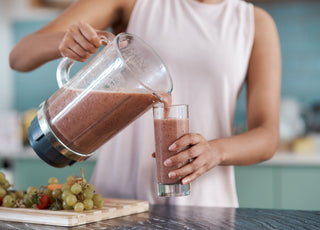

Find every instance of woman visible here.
[10,0,281,207]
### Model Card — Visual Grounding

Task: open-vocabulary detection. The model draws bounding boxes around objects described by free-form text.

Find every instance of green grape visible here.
[61,183,71,192]
[15,190,24,199]
[66,175,76,185]
[74,202,84,212]
[92,193,103,204]
[9,192,17,199]
[3,195,15,208]
[83,190,93,199]
[85,184,95,192]
[0,187,7,197]
[27,186,37,195]
[83,199,94,210]
[92,193,104,208]
[65,194,77,206]
[0,172,5,180]
[0,177,6,185]
[52,189,62,199]
[94,199,104,209]
[2,180,10,190]
[70,183,82,195]
[48,177,59,185]
[23,194,33,208]
[43,188,52,198]
[62,200,73,210]
[62,190,72,201]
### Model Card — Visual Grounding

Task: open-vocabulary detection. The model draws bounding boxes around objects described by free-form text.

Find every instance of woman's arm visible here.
[217,6,281,165]
[164,6,282,184]
[9,0,135,72]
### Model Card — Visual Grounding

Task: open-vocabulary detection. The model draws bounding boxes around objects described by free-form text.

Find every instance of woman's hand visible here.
[59,21,112,62]
[163,133,224,185]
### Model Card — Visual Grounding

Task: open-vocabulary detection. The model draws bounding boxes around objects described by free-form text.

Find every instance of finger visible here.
[59,34,91,60]
[168,157,204,180]
[164,144,201,167]
[67,23,98,54]
[168,133,203,151]
[181,167,207,185]
[97,30,116,44]
[60,47,88,62]
[119,40,128,49]
[67,40,92,59]
[78,21,101,48]
[73,30,99,54]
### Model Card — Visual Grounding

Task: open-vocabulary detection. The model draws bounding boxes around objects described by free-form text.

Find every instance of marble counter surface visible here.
[1,205,320,230]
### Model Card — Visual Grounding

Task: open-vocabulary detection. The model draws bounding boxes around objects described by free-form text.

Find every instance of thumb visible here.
[97,30,116,45]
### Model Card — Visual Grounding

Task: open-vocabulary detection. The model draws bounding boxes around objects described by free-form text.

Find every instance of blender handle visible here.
[56,32,116,88]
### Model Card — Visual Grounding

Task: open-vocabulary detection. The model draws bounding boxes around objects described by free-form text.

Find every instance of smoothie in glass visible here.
[153,104,190,196]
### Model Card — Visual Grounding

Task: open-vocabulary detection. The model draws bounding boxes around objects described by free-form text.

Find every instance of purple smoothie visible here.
[46,87,163,154]
[154,118,189,184]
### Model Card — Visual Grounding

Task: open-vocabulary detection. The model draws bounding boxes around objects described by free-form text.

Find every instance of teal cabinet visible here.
[235,164,320,211]
[235,166,275,209]
[279,167,320,210]
[12,158,96,191]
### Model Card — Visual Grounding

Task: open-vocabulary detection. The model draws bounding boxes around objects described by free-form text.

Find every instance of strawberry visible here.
[32,193,50,209]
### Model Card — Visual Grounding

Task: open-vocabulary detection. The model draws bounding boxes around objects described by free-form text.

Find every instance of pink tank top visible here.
[91,0,254,207]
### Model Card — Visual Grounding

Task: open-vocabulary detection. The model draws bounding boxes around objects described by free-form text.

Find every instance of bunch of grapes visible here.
[45,173,104,212]
[0,169,104,212]
[0,172,24,208]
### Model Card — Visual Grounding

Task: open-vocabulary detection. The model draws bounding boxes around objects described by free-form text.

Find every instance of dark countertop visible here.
[1,205,320,230]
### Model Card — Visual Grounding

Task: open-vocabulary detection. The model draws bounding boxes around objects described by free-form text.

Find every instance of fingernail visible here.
[164,159,172,166]
[168,143,176,151]
[182,178,189,184]
[168,172,176,178]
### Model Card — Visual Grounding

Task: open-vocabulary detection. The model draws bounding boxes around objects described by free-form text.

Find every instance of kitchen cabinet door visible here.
[235,165,275,209]
[279,166,320,211]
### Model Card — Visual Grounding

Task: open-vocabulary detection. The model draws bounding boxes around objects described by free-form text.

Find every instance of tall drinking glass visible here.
[153,104,191,196]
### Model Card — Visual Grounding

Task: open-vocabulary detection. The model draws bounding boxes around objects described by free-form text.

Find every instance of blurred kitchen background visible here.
[1,0,320,210]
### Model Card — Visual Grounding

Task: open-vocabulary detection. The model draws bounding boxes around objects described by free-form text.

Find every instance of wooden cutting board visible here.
[0,198,149,227]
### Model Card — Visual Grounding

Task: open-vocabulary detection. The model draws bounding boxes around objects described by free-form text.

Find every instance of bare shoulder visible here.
[253,6,278,40]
